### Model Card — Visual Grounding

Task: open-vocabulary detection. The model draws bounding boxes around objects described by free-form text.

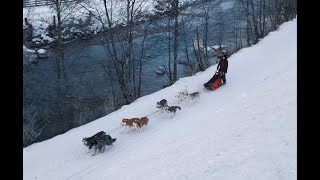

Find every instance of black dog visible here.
[82,131,116,155]
[165,106,181,113]
[156,99,168,108]
[105,135,117,146]
[82,131,106,150]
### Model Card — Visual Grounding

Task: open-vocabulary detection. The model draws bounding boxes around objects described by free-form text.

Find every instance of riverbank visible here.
[23,0,199,49]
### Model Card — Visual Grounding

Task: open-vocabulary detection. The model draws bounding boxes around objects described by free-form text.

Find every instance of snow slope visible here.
[23,18,297,180]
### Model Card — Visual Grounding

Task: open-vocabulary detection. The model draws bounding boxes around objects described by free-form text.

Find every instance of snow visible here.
[37,49,46,54]
[23,45,36,53]
[23,18,297,180]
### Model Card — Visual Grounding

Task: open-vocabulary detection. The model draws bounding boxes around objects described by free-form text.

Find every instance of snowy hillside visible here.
[23,18,297,180]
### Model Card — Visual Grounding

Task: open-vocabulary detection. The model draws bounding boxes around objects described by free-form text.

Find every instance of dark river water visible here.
[24,0,246,143]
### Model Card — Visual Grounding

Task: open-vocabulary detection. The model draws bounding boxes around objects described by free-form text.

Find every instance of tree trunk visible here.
[173,0,179,82]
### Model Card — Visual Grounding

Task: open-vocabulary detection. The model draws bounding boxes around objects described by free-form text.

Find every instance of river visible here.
[23,0,246,144]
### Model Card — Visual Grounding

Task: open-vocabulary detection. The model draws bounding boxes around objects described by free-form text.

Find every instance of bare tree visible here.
[95,0,149,104]
[125,0,149,99]
[249,0,260,43]
[154,0,180,83]
[258,0,267,37]
[217,7,225,48]
[180,16,195,75]
[23,0,89,146]
[172,0,179,82]
[48,0,88,130]
[23,104,49,147]
[193,27,205,72]
[240,0,252,46]
[239,0,296,46]
[200,0,220,67]
[167,19,173,84]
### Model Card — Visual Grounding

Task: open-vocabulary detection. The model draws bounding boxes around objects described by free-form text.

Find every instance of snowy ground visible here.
[23,18,297,180]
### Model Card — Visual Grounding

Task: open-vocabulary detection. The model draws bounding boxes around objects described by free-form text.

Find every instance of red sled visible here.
[203,71,224,90]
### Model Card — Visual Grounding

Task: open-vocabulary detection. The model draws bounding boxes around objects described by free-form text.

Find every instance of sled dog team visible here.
[82,54,228,155]
[82,89,200,155]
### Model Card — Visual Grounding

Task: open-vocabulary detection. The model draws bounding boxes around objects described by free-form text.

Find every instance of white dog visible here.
[175,90,200,102]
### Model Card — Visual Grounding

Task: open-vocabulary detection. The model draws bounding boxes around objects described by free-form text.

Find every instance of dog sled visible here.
[203,71,224,90]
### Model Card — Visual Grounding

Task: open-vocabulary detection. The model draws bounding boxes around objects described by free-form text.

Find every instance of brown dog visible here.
[133,117,149,128]
[121,118,139,127]
[121,117,149,132]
